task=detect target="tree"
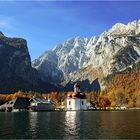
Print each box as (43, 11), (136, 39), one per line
(98, 96), (111, 109)
(127, 100), (134, 108)
(115, 88), (126, 106)
(135, 92), (140, 107)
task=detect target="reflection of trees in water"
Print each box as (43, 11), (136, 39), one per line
(1, 112), (140, 139)
(10, 113), (30, 139)
(98, 111), (140, 139)
(0, 113), (15, 138)
(0, 113), (31, 139)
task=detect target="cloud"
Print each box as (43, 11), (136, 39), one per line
(0, 20), (10, 28)
(0, 17), (16, 30)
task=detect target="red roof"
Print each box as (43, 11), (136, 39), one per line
(67, 92), (86, 99)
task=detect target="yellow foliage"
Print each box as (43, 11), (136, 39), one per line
(111, 101), (116, 107)
(128, 101), (134, 108)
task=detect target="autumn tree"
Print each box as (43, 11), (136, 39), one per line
(98, 96), (111, 109)
(115, 88), (126, 106)
(127, 100), (135, 108)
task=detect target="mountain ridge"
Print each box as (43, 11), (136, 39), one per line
(0, 32), (57, 93)
(32, 19), (140, 90)
(0, 19), (140, 93)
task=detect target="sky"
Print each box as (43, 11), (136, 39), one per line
(0, 1), (140, 60)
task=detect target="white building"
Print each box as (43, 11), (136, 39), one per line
(29, 97), (55, 111)
(66, 83), (87, 110)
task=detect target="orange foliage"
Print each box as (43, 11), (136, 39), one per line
(98, 96), (111, 109)
(0, 94), (7, 104)
(128, 101), (135, 108)
(106, 70), (140, 107)
(107, 70), (140, 94)
(0, 91), (32, 105)
(50, 92), (59, 103)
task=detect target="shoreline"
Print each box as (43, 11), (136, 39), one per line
(1, 108), (140, 113)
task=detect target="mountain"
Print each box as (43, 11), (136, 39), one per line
(0, 32), (56, 93)
(32, 20), (140, 91)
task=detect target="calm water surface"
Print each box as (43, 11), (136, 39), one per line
(0, 111), (140, 139)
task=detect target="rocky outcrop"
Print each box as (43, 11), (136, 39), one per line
(32, 20), (140, 91)
(0, 32), (56, 93)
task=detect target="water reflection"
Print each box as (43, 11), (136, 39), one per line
(1, 111), (140, 139)
(29, 112), (53, 139)
(64, 111), (80, 139)
(29, 112), (38, 138)
(98, 111), (140, 139)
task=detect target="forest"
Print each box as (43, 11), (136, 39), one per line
(0, 70), (140, 109)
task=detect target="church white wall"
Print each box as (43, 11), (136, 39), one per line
(67, 98), (87, 110)
(81, 99), (87, 110)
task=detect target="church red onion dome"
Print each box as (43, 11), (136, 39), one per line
(67, 92), (86, 99)
(72, 92), (77, 97)
(67, 92), (72, 98)
(67, 82), (86, 99)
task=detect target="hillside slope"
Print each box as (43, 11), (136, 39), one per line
(32, 20), (140, 91)
(0, 32), (57, 93)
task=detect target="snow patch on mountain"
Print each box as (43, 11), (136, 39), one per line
(32, 20), (140, 88)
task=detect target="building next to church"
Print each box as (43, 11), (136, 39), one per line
(29, 97), (55, 111)
(0, 97), (30, 112)
(66, 83), (87, 110)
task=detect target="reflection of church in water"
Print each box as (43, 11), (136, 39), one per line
(66, 83), (87, 110)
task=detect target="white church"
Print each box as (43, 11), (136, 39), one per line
(66, 83), (87, 110)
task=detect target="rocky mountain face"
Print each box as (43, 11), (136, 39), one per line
(0, 32), (56, 93)
(32, 20), (140, 91)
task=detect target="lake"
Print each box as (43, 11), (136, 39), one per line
(0, 111), (140, 139)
